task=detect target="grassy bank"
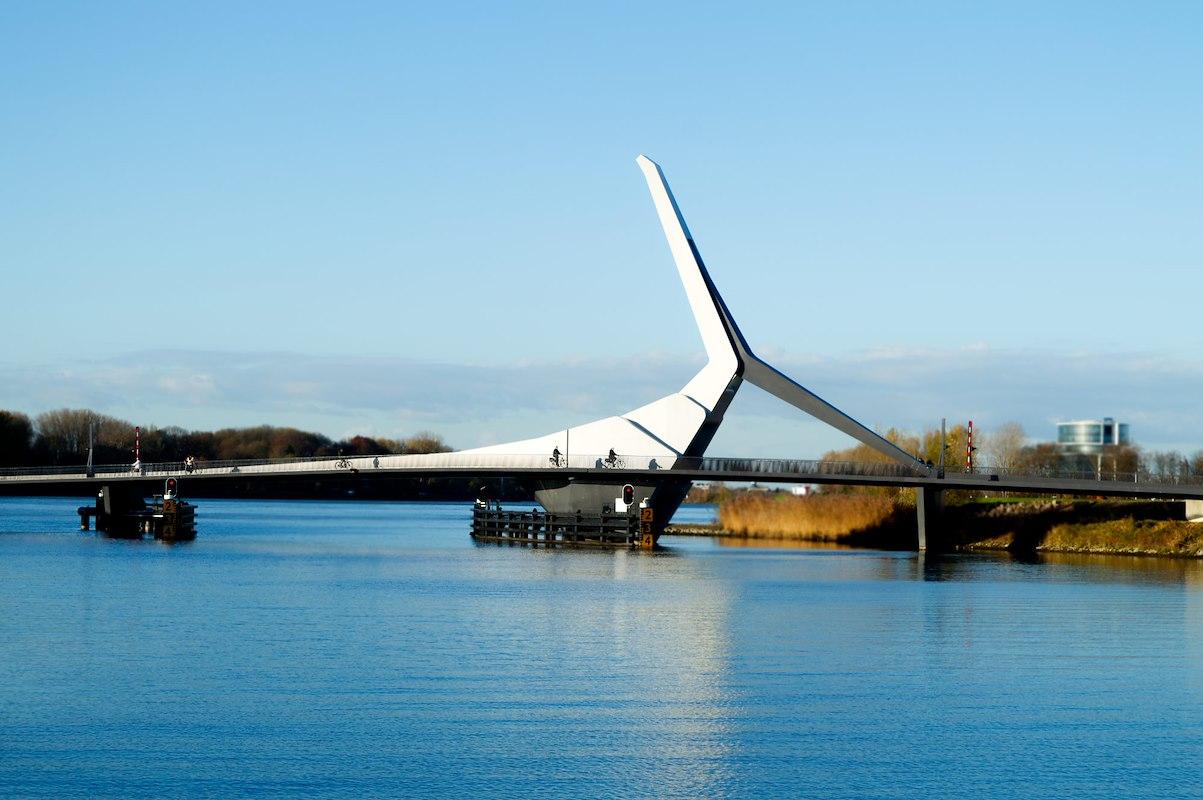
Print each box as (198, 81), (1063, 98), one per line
(702, 491), (1203, 557)
(956, 501), (1203, 557)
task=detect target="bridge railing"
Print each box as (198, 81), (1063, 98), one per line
(2, 451), (1201, 488)
(688, 457), (928, 479)
(940, 462), (1203, 487)
(0, 453), (930, 481)
(0, 455), (348, 480)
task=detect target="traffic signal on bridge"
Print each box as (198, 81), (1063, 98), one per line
(622, 484), (634, 507)
(165, 478), (177, 498)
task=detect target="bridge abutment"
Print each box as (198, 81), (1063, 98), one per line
(916, 486), (944, 552)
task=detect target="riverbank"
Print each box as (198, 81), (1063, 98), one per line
(676, 493), (1203, 558)
(952, 500), (1203, 557)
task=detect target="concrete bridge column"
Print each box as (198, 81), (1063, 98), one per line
(916, 486), (944, 552)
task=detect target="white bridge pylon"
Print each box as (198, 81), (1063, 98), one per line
(461, 156), (929, 473)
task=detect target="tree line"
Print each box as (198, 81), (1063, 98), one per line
(820, 421), (1203, 481)
(0, 408), (450, 468)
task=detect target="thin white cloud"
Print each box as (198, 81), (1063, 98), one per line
(1, 346), (1201, 455)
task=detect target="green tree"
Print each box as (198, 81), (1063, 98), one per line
(820, 427), (920, 466)
(1017, 443), (1063, 475)
(0, 411), (34, 467)
(919, 424), (971, 471)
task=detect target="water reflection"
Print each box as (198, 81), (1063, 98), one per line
(1031, 550), (1203, 582)
(707, 535), (860, 551)
(1, 498), (1202, 798)
(701, 533), (1203, 588)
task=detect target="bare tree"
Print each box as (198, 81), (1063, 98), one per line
(985, 422), (1026, 472)
(35, 409), (133, 465)
(1146, 450), (1185, 480)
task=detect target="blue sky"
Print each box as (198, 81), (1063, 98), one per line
(3, 2), (1202, 456)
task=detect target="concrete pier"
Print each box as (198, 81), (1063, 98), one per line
(470, 504), (654, 548)
(916, 486), (944, 551)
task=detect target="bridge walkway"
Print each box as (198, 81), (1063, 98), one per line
(3, 453), (1203, 501)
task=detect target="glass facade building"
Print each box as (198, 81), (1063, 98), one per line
(1056, 418), (1130, 456)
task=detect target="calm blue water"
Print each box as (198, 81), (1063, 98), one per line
(1, 497), (1201, 798)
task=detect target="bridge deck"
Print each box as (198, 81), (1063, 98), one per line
(3, 453), (1203, 501)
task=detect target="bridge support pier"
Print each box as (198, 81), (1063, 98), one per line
(916, 487), (944, 552)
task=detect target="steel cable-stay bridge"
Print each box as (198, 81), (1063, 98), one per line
(5, 156), (1197, 549)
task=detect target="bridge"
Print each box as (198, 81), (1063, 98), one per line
(4, 452), (1203, 550)
(3, 155), (1198, 549)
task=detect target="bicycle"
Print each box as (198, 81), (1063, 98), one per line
(335, 457), (352, 469)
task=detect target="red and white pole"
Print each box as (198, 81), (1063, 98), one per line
(135, 426), (141, 463)
(966, 420), (974, 472)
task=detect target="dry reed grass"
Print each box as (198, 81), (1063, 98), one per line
(718, 492), (897, 540)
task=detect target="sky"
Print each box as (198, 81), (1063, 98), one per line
(2, 2), (1202, 457)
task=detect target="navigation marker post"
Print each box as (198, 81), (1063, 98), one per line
(639, 507), (654, 550)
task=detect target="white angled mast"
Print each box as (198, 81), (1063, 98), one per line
(462, 155), (927, 474)
(635, 155), (926, 471)
(636, 156), (740, 386)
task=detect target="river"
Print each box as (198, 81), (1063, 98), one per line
(1, 497), (1201, 798)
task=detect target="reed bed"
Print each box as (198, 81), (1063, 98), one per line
(718, 492), (898, 540)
